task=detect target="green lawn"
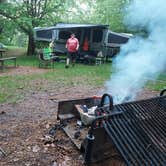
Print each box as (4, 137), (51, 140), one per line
(0, 48), (165, 103)
(146, 74), (166, 91)
(0, 54), (112, 103)
(5, 46), (27, 57)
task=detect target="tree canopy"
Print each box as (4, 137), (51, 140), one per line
(0, 0), (66, 55)
(0, 0), (130, 55)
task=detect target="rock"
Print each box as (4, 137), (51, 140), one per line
(0, 111), (6, 115)
(42, 135), (54, 145)
(61, 156), (71, 166)
(27, 146), (31, 150)
(46, 123), (50, 129)
(13, 158), (19, 162)
(25, 163), (30, 166)
(74, 131), (81, 139)
(32, 145), (40, 153)
(51, 143), (55, 147)
(78, 155), (84, 160)
(51, 161), (57, 166)
(45, 144), (50, 147)
(43, 147), (48, 152)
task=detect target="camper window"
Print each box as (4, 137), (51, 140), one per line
(59, 31), (71, 40)
(108, 33), (129, 44)
(36, 29), (52, 39)
(92, 29), (103, 42)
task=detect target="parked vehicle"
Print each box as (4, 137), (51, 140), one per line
(34, 23), (132, 60)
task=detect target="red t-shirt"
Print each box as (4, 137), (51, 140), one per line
(66, 38), (79, 52)
(83, 39), (89, 51)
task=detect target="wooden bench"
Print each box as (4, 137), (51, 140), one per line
(0, 49), (6, 58)
(0, 57), (17, 70)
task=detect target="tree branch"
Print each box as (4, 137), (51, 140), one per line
(0, 12), (18, 20)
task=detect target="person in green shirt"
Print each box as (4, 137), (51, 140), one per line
(49, 40), (55, 55)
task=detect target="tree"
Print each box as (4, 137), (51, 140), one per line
(61, 0), (130, 32)
(90, 0), (131, 32)
(0, 19), (18, 44)
(62, 0), (96, 23)
(0, 0), (66, 55)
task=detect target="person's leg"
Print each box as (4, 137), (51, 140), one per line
(71, 52), (75, 67)
(65, 52), (71, 68)
(72, 52), (77, 67)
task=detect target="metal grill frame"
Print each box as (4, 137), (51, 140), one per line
(87, 95), (166, 165)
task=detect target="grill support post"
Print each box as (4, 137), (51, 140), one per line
(84, 134), (95, 165)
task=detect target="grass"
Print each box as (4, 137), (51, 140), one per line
(5, 46), (26, 57)
(17, 55), (39, 66)
(146, 73), (166, 91)
(0, 54), (112, 103)
(0, 47), (165, 103)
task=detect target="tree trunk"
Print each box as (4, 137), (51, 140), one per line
(27, 32), (35, 56)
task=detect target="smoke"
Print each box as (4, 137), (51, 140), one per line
(104, 0), (166, 104)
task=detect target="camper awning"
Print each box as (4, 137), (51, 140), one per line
(34, 23), (109, 31)
(55, 23), (108, 29)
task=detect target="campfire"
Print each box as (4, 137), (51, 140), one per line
(56, 89), (166, 165)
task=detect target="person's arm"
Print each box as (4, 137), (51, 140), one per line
(76, 39), (79, 50)
(66, 39), (69, 49)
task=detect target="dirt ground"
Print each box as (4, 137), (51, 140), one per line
(0, 67), (159, 166)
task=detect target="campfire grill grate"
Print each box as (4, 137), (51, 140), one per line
(102, 96), (166, 165)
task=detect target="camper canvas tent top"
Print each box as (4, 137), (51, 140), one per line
(34, 23), (108, 41)
(34, 23), (132, 58)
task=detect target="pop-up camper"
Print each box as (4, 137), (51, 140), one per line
(34, 23), (132, 59)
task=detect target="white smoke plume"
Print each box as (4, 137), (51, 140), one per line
(105, 0), (166, 104)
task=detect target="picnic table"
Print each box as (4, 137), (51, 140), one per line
(0, 57), (17, 70)
(0, 49), (6, 58)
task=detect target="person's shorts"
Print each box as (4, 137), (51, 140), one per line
(67, 51), (77, 61)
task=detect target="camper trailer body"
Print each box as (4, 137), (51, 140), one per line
(34, 23), (132, 58)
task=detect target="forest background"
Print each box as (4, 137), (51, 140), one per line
(0, 0), (132, 55)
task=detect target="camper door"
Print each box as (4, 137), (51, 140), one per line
(54, 28), (83, 54)
(54, 29), (71, 53)
(90, 28), (106, 55)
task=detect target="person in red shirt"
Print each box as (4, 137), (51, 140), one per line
(82, 37), (89, 52)
(65, 33), (79, 68)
